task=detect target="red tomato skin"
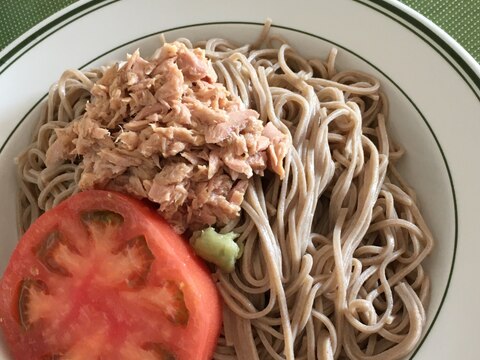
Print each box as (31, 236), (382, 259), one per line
(0, 190), (222, 360)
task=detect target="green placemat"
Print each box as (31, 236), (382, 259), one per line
(0, 0), (479, 62)
(0, 0), (76, 49)
(402, 0), (479, 61)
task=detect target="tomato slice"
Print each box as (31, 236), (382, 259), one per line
(0, 190), (222, 360)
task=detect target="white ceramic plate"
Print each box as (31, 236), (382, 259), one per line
(0, 0), (478, 359)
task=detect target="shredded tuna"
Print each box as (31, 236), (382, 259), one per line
(262, 122), (289, 179)
(116, 131), (139, 151)
(45, 42), (290, 233)
(45, 127), (76, 167)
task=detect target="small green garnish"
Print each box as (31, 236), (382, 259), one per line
(190, 227), (240, 273)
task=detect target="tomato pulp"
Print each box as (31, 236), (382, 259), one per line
(0, 190), (222, 360)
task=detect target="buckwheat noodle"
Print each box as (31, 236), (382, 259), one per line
(16, 21), (433, 360)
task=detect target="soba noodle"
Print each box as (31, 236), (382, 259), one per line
(16, 22), (433, 360)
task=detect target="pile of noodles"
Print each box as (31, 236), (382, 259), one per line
(16, 22), (433, 360)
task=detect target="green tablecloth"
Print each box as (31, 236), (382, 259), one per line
(0, 0), (479, 62)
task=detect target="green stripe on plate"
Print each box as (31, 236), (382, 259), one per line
(362, 0), (480, 98)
